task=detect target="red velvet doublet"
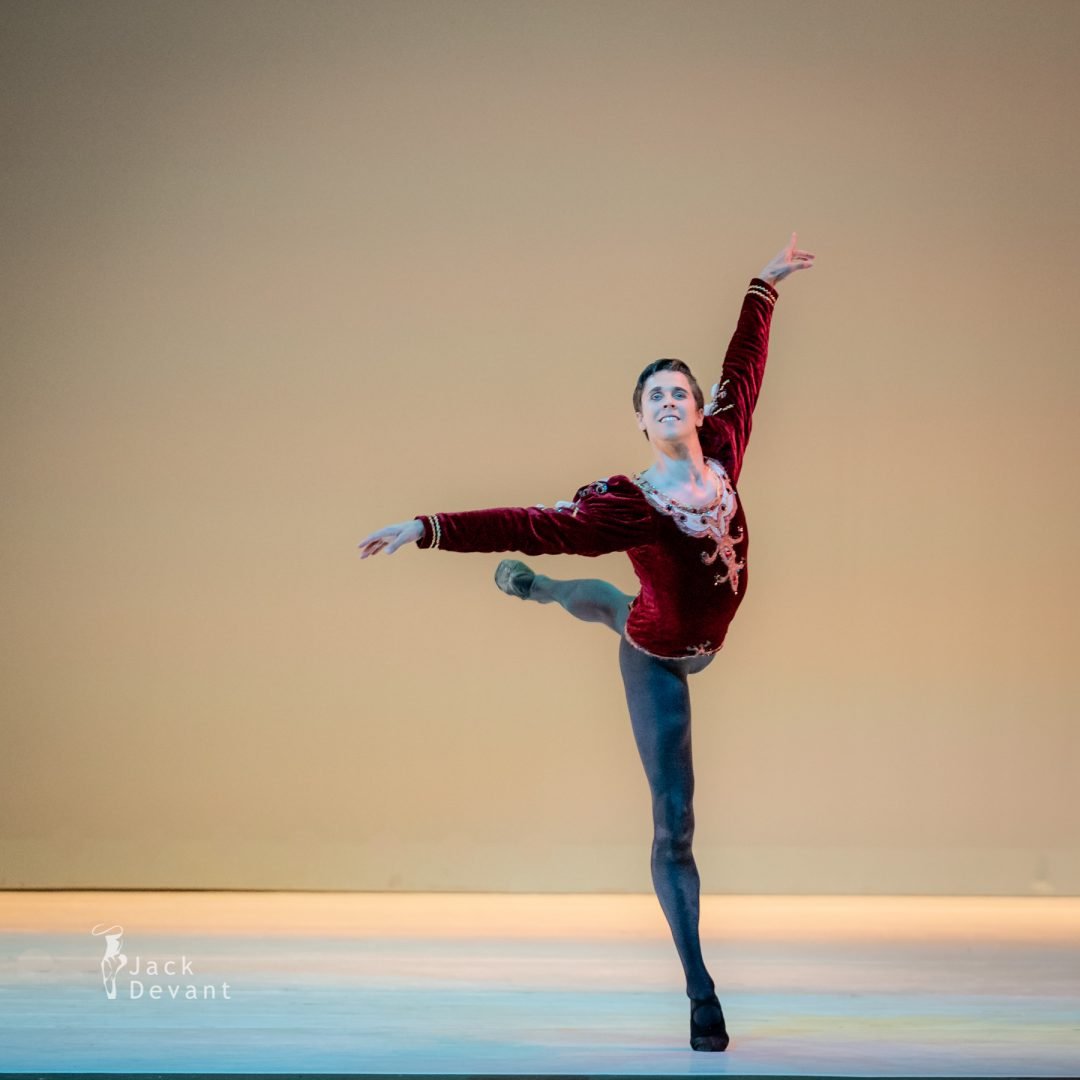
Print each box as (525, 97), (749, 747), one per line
(416, 277), (779, 660)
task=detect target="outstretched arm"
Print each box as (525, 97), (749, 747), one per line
(357, 499), (579, 559)
(358, 480), (657, 560)
(700, 233), (816, 480)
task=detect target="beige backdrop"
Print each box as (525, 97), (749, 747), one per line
(2, 0), (1077, 894)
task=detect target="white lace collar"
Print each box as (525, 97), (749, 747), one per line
(631, 459), (746, 594)
(631, 458), (733, 522)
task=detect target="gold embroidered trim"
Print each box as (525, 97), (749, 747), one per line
(428, 514), (442, 549)
(685, 640), (716, 657)
(747, 283), (777, 306)
(704, 378), (733, 417)
(630, 459), (745, 596)
(622, 627), (723, 661)
(561, 478), (611, 519)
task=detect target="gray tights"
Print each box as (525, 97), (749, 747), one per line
(529, 572), (717, 1000)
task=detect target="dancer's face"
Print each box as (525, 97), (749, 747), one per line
(636, 371), (704, 444)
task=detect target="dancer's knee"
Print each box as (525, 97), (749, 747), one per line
(560, 578), (630, 631)
(652, 799), (695, 860)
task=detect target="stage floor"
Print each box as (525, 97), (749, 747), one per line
(1, 892), (1078, 1077)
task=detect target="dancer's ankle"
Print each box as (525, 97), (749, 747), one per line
(529, 573), (554, 603)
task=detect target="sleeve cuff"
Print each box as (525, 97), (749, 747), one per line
(414, 514), (440, 549)
(748, 277), (778, 305)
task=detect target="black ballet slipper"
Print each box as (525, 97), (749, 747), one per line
(494, 559), (536, 600)
(689, 993), (730, 1052)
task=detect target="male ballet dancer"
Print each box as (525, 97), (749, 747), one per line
(359, 233), (816, 1050)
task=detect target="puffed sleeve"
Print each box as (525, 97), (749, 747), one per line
(698, 277), (778, 483)
(414, 475), (658, 556)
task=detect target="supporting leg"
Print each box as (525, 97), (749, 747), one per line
(618, 635), (716, 1001)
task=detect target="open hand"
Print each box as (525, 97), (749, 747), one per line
(759, 232), (816, 286)
(357, 518), (423, 558)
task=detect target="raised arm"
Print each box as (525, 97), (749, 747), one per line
(698, 277), (778, 481)
(700, 233), (815, 482)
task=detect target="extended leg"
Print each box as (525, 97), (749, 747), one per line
(495, 559), (633, 635)
(530, 573), (633, 635)
(618, 635), (715, 1000)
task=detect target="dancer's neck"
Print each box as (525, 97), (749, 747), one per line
(643, 436), (710, 490)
